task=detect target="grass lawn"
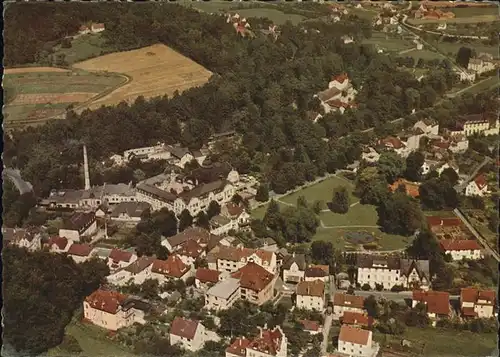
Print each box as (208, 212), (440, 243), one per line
(432, 40), (499, 58)
(178, 0), (246, 13)
(408, 15), (498, 25)
(407, 49), (445, 60)
(237, 8), (305, 25)
(362, 32), (415, 52)
(450, 7), (499, 18)
(319, 203), (378, 227)
(349, 7), (379, 21)
(53, 34), (115, 65)
(464, 76), (500, 95)
(422, 210), (457, 217)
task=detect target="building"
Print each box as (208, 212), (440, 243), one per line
(304, 264), (329, 282)
(2, 227), (42, 251)
(231, 262), (276, 306)
(357, 255), (401, 290)
(337, 325), (380, 357)
(246, 325), (287, 357)
(388, 179), (420, 198)
(151, 254), (192, 283)
(119, 143), (207, 168)
(90, 23), (105, 33)
(333, 293), (365, 320)
(299, 319), (322, 334)
(465, 174), (489, 197)
(226, 337), (251, 357)
(361, 147), (380, 163)
(400, 259), (430, 291)
(211, 203), (251, 235)
(195, 268), (221, 289)
(176, 239), (206, 266)
(67, 243), (94, 263)
(169, 317), (220, 352)
(107, 256), (155, 286)
(83, 289), (149, 331)
(214, 246), (277, 274)
(108, 248), (138, 271)
(58, 212), (97, 242)
(460, 288), (496, 319)
(412, 290), (451, 326)
(109, 202), (151, 223)
(161, 227), (221, 253)
(450, 115), (499, 137)
(340, 311), (374, 328)
(296, 280), (326, 311)
(315, 73), (357, 116)
(377, 136), (409, 157)
(205, 277), (241, 311)
(46, 236), (71, 253)
(467, 58), (495, 74)
(440, 239), (482, 261)
(282, 253), (307, 284)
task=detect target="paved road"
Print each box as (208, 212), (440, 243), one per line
(320, 275), (336, 356)
(2, 168), (33, 194)
(454, 157), (492, 192)
(350, 289), (459, 302)
(446, 76), (497, 98)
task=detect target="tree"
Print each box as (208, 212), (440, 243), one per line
(195, 211), (210, 229)
(404, 151), (425, 182)
(207, 201), (221, 219)
(378, 152), (406, 183)
(456, 46), (473, 68)
(255, 184), (270, 202)
(419, 178), (459, 210)
(140, 279), (160, 300)
(312, 200), (323, 214)
(406, 229), (444, 277)
(364, 295), (380, 318)
(178, 209), (193, 232)
(297, 195), (308, 208)
(355, 167), (389, 205)
(440, 167), (459, 186)
(330, 186), (349, 214)
(377, 192), (424, 236)
(263, 200), (281, 231)
(311, 241), (334, 265)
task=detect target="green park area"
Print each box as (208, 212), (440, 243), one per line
(362, 32), (415, 53)
(252, 176), (412, 251)
(52, 33), (115, 65)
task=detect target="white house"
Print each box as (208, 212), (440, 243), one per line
(108, 248), (138, 272)
(46, 236), (71, 253)
(214, 246), (277, 274)
(106, 256), (155, 286)
(109, 202), (151, 223)
(83, 289), (148, 331)
(170, 317), (220, 352)
(58, 212), (97, 242)
(176, 239), (206, 266)
(361, 147), (380, 163)
(413, 120), (439, 136)
(468, 58), (496, 74)
(67, 243), (94, 264)
(204, 277), (241, 311)
(465, 174), (489, 197)
(246, 325), (287, 357)
(333, 293), (365, 320)
(151, 254), (193, 283)
(400, 259), (431, 291)
(304, 264), (329, 283)
(412, 290), (451, 326)
(2, 227), (42, 251)
(460, 288), (496, 319)
(337, 325), (380, 357)
(357, 255), (402, 290)
(282, 253), (306, 284)
(439, 239), (482, 261)
(295, 280), (326, 311)
(90, 23), (105, 33)
(195, 268), (221, 289)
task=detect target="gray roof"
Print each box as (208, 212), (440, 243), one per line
(124, 256), (155, 274)
(400, 259), (429, 280)
(103, 183), (135, 195)
(317, 87), (341, 102)
(110, 202), (151, 218)
(43, 189), (84, 204)
(357, 255), (401, 270)
(166, 145), (191, 159)
(282, 254), (306, 270)
(206, 278), (240, 299)
(210, 215), (231, 227)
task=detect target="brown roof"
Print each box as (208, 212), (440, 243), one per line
(85, 289), (127, 314)
(296, 280), (325, 297)
(165, 227), (213, 250)
(333, 293), (365, 309)
(67, 243), (93, 257)
(461, 288), (495, 306)
(440, 239), (481, 251)
(170, 316), (199, 339)
(48, 236), (69, 250)
(110, 201), (151, 218)
(305, 264), (329, 278)
(124, 256), (155, 274)
(91, 23), (105, 30)
(217, 245), (254, 262)
(378, 136), (404, 149)
(389, 179), (420, 198)
(2, 227), (39, 243)
(248, 327), (284, 356)
(152, 255), (189, 278)
(299, 319), (321, 331)
(473, 174), (488, 190)
(226, 337), (252, 357)
(225, 202), (244, 217)
(412, 290), (450, 315)
(341, 312), (373, 327)
(339, 325), (370, 345)
(177, 239), (204, 258)
(231, 262), (275, 292)
(317, 87), (342, 102)
(195, 268), (221, 284)
(109, 248), (134, 263)
(356, 255), (400, 270)
(63, 212), (95, 231)
(426, 216), (462, 227)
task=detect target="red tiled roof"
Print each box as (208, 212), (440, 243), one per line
(389, 179), (420, 198)
(426, 216), (462, 227)
(231, 262), (274, 292)
(85, 289), (127, 314)
(299, 319), (321, 331)
(461, 288), (495, 305)
(412, 290), (450, 315)
(67, 243), (93, 257)
(195, 268), (220, 284)
(91, 23), (105, 30)
(170, 316), (199, 339)
(248, 327), (283, 356)
(378, 136), (404, 149)
(79, 25), (89, 31)
(109, 248), (133, 263)
(225, 202), (244, 217)
(341, 312), (373, 327)
(440, 239), (481, 251)
(253, 249), (273, 265)
(152, 255), (190, 278)
(226, 337), (251, 357)
(474, 174), (488, 190)
(461, 306), (477, 317)
(48, 236), (69, 250)
(339, 325), (370, 345)
(333, 293), (365, 309)
(177, 239), (204, 258)
(296, 280), (325, 297)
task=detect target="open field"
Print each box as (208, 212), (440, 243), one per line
(362, 32), (415, 52)
(432, 40), (499, 58)
(406, 49), (444, 60)
(450, 7), (499, 18)
(236, 8), (305, 25)
(53, 33), (114, 65)
(3, 70), (125, 127)
(4, 67), (70, 74)
(179, 0), (245, 13)
(408, 15), (498, 24)
(73, 44), (213, 111)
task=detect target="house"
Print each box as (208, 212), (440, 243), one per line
(226, 337), (251, 357)
(257, 237), (278, 252)
(413, 119), (439, 136)
(333, 293), (366, 320)
(211, 203), (251, 235)
(460, 288), (496, 319)
(400, 259), (430, 291)
(465, 174), (489, 197)
(210, 215), (238, 236)
(108, 248), (138, 271)
(161, 227), (220, 253)
(440, 239), (482, 261)
(456, 70), (476, 83)
(2, 227), (42, 251)
(215, 246), (277, 274)
(315, 73), (357, 115)
(388, 179), (420, 198)
(58, 212), (97, 242)
(282, 253), (307, 284)
(151, 254), (192, 283)
(90, 23), (105, 33)
(299, 319), (322, 334)
(329, 73), (351, 91)
(296, 280), (326, 311)
(195, 268), (221, 289)
(205, 277), (241, 311)
(340, 311), (374, 328)
(246, 325), (287, 357)
(337, 325), (380, 357)
(78, 25), (91, 35)
(169, 317), (220, 352)
(412, 290), (452, 326)
(361, 147), (380, 163)
(467, 58), (495, 74)
(304, 264), (329, 282)
(109, 202), (151, 223)
(176, 239), (206, 266)
(341, 35), (354, 44)
(67, 243), (94, 263)
(377, 136), (409, 157)
(83, 289), (149, 331)
(107, 256), (155, 286)
(357, 255), (401, 290)
(46, 236), (71, 253)
(231, 262), (277, 306)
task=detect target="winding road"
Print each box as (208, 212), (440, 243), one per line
(2, 168), (33, 194)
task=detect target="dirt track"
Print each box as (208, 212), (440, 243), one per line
(4, 67), (70, 74)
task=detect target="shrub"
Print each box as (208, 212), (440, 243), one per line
(363, 242), (378, 250)
(375, 283), (384, 291)
(361, 283), (371, 291)
(390, 284), (405, 292)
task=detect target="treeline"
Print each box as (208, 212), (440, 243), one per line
(3, 3), (472, 199)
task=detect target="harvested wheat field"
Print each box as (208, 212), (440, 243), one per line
(12, 92), (98, 105)
(73, 44), (213, 110)
(4, 67), (70, 74)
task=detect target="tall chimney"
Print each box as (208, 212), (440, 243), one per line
(83, 144), (91, 190)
